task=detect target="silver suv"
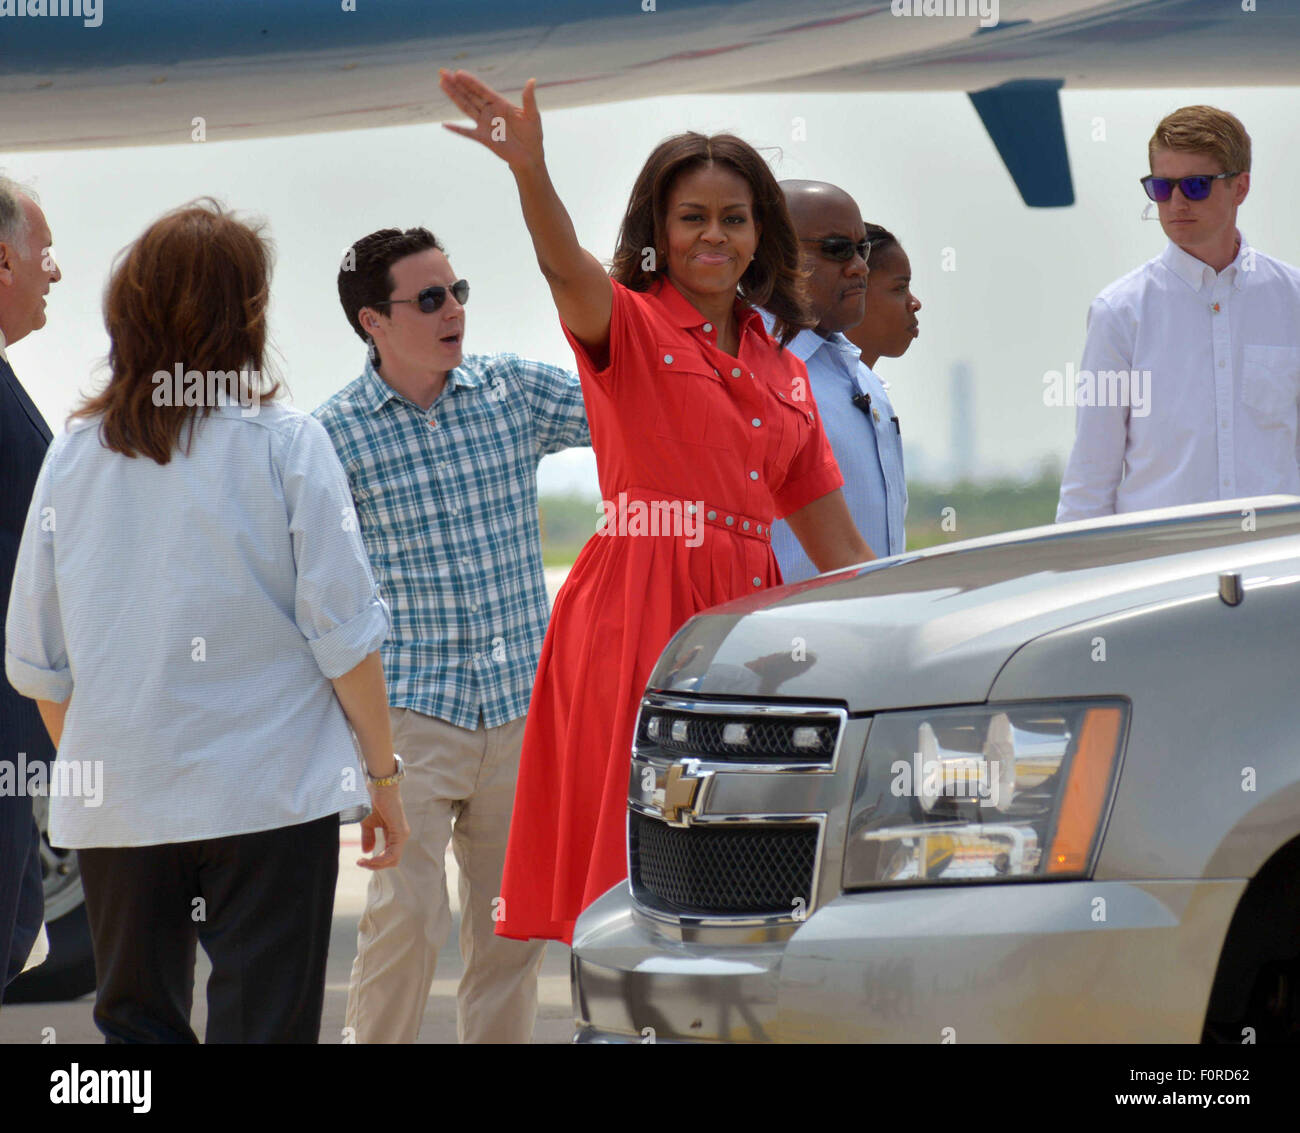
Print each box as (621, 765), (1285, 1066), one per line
(571, 498), (1300, 1043)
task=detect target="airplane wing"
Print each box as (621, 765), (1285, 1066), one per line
(1, 0), (1296, 207)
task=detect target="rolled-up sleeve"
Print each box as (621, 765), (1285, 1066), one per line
(282, 416), (390, 679)
(514, 354), (591, 456)
(5, 449), (73, 703)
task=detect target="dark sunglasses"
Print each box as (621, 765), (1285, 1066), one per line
(374, 279), (470, 313)
(1140, 172), (1239, 203)
(801, 237), (872, 263)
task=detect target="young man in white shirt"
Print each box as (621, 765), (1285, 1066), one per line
(1057, 105), (1300, 522)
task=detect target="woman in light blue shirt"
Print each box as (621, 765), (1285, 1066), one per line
(843, 221), (920, 546)
(845, 225), (922, 380)
(4, 200), (409, 1043)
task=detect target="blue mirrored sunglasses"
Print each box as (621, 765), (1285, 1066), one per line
(1140, 172), (1239, 203)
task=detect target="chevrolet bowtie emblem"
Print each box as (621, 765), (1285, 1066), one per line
(659, 760), (706, 825)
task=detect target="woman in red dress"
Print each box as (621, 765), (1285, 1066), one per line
(439, 70), (875, 944)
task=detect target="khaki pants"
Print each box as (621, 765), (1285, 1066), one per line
(345, 709), (545, 1043)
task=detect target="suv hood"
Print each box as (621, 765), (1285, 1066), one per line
(648, 498), (1300, 711)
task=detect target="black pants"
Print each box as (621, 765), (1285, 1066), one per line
(0, 792), (43, 1001)
(77, 813), (338, 1043)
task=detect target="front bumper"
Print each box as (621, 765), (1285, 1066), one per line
(571, 877), (1245, 1042)
(571, 883), (788, 1043)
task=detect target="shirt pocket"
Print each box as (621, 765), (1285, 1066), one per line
(652, 345), (730, 449)
(1241, 344), (1300, 418)
(767, 383), (816, 486)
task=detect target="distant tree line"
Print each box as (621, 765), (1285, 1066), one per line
(537, 459), (1065, 565)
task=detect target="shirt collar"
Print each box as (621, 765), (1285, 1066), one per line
(801, 327), (862, 369)
(357, 354), (481, 414)
(0, 327), (8, 365)
(1160, 229), (1250, 293)
(650, 275), (764, 339)
(758, 308), (861, 369)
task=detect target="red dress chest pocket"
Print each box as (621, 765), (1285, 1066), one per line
(652, 340), (732, 450)
(764, 374), (817, 488)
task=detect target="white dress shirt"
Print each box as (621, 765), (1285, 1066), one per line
(0, 327), (9, 364)
(5, 403), (390, 849)
(1057, 233), (1300, 521)
(762, 313), (907, 581)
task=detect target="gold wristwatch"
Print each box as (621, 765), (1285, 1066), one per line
(365, 753), (406, 788)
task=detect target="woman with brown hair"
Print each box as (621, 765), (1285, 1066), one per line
(439, 71), (874, 944)
(4, 200), (409, 1042)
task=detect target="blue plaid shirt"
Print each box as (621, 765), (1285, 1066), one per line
(313, 353), (590, 729)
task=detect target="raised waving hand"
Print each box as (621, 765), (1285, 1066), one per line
(439, 69), (544, 171)
(438, 68), (613, 357)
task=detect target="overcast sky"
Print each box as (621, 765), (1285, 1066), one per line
(6, 84), (1300, 493)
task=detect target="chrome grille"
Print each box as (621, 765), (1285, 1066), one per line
(629, 811), (817, 917)
(636, 703), (840, 765)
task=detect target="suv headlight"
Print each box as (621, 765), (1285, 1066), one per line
(843, 700), (1127, 888)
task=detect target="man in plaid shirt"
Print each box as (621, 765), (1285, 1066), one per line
(315, 227), (590, 1043)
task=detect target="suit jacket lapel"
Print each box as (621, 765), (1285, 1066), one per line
(0, 354), (53, 444)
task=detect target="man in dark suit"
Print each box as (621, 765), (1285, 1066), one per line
(0, 177), (62, 1003)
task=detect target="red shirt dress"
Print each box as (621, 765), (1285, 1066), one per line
(495, 275), (844, 944)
